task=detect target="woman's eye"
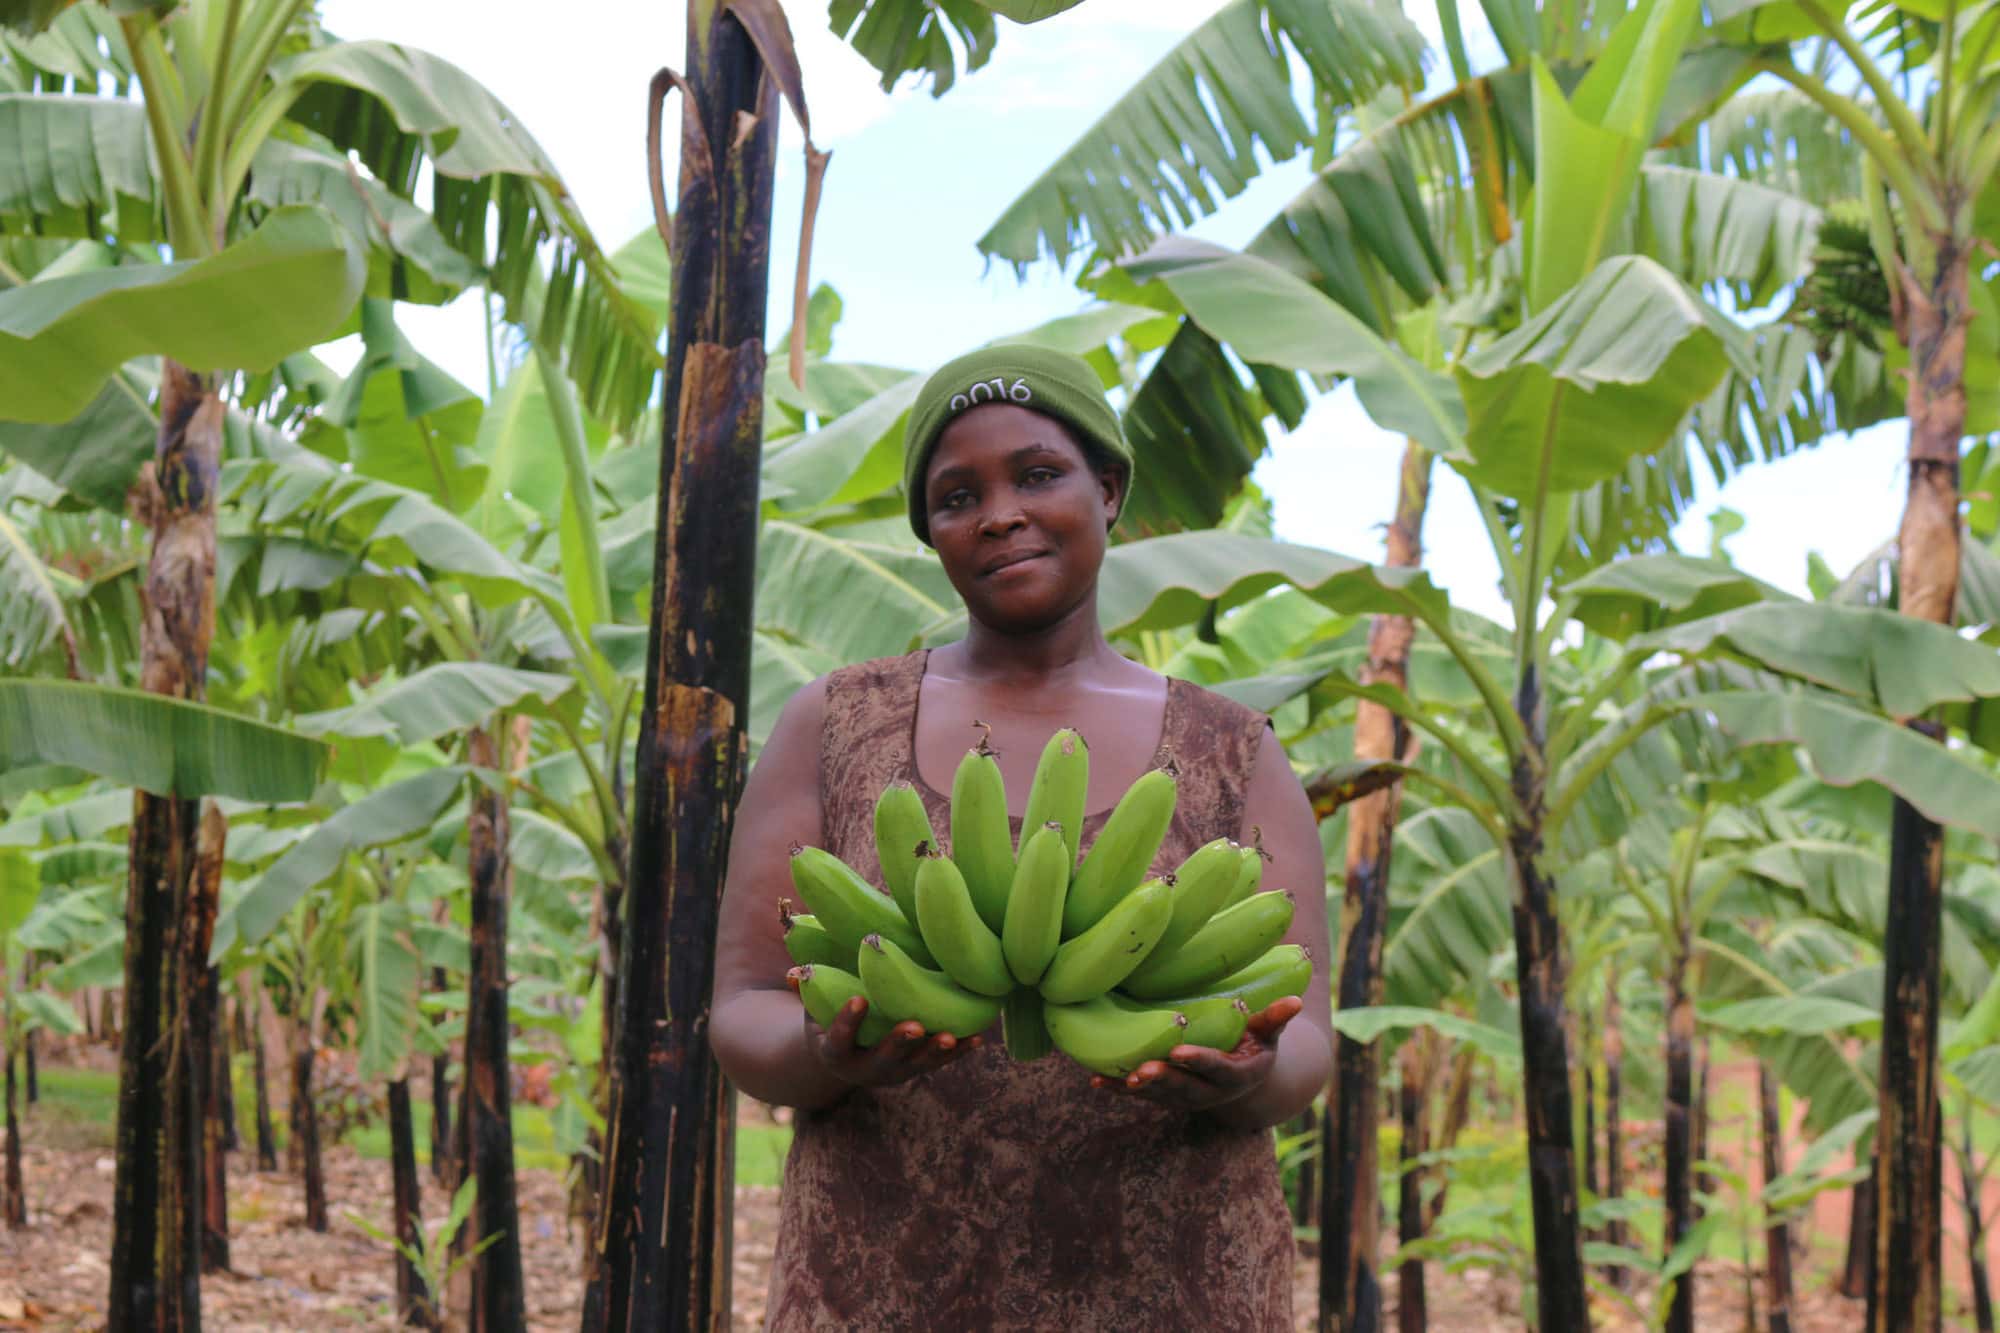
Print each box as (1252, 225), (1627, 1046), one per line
(1023, 467), (1059, 485)
(940, 490), (974, 510)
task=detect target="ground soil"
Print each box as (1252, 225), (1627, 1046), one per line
(0, 1059), (1978, 1330)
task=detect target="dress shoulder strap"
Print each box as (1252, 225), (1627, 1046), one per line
(1160, 679), (1274, 847)
(817, 650), (926, 869)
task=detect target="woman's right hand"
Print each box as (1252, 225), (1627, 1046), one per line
(805, 996), (981, 1089)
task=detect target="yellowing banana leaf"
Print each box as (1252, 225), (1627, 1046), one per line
(1453, 255), (1743, 499)
(0, 205), (364, 423)
(0, 679), (326, 800)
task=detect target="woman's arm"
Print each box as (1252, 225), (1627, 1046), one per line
(1098, 725), (1334, 1131)
(708, 678), (855, 1110)
(709, 679), (979, 1109)
(1204, 724), (1334, 1129)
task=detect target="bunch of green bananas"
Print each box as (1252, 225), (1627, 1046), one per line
(782, 727), (1312, 1077)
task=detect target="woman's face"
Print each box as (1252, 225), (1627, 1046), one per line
(922, 404), (1123, 634)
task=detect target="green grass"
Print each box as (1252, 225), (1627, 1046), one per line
(28, 1066), (119, 1146)
(25, 1059), (796, 1187)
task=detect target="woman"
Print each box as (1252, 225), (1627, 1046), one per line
(710, 343), (1333, 1330)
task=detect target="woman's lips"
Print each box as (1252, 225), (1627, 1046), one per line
(980, 549), (1050, 576)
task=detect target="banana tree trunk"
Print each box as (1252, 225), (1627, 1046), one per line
(1290, 1104), (1319, 1249)
(3, 1043), (22, 1229)
(109, 360), (223, 1332)
(291, 1021), (326, 1232)
(387, 1078), (433, 1328)
(188, 823), (228, 1276)
(1844, 1174), (1878, 1299)
(250, 988), (277, 1173)
(1424, 1046), (1476, 1232)
(1322, 440), (1431, 1333)
(24, 1000), (36, 1105)
(428, 951), (453, 1186)
(1873, 238), (1970, 1333)
(578, 858), (625, 1329)
(457, 725), (525, 1332)
(1959, 1116), (1995, 1333)
(1664, 936), (1695, 1333)
(1603, 970), (1625, 1289)
(1505, 666), (1589, 1333)
(596, 7), (778, 1324)
(214, 989), (238, 1154)
(1396, 1040), (1428, 1333)
(1759, 1063), (1793, 1333)
(1694, 1035), (1712, 1222)
(1582, 1014), (1599, 1209)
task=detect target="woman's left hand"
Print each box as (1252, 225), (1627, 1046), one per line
(1091, 995), (1303, 1112)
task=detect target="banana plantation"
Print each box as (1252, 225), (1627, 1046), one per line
(0, 0), (1997, 1328)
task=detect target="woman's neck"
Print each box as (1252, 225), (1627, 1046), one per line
(952, 590), (1116, 685)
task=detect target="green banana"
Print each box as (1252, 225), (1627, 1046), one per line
(1019, 728), (1088, 862)
(1104, 991), (1248, 1052)
(1039, 877), (1173, 1005)
(1218, 838), (1266, 911)
(780, 903), (849, 969)
(788, 845), (934, 967)
(949, 732), (1014, 932)
(1001, 821), (1069, 985)
(1151, 837), (1243, 960)
(913, 847), (1014, 997)
(873, 780), (935, 924)
(1002, 986), (1053, 1062)
(1045, 993), (1188, 1077)
(1169, 995), (1251, 1052)
(789, 964), (895, 1046)
(1119, 889), (1295, 1000)
(1061, 767), (1177, 938)
(1168, 943), (1314, 1013)
(857, 934), (1002, 1038)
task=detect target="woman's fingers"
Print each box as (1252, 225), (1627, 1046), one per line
(807, 1005), (983, 1089)
(1243, 995), (1302, 1044)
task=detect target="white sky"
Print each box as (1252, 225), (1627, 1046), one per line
(319, 0), (1915, 627)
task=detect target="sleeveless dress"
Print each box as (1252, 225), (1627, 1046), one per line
(763, 649), (1296, 1332)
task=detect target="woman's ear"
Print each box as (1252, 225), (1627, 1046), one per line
(1099, 465), (1125, 525)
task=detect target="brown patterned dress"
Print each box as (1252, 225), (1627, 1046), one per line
(764, 649), (1295, 1332)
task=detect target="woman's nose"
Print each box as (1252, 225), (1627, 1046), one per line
(978, 502), (1027, 536)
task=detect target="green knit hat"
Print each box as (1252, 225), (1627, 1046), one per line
(903, 343), (1132, 545)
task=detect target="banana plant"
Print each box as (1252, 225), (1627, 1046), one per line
(0, 845), (80, 1229)
(1680, 7), (2000, 1310)
(0, 6), (654, 1318)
